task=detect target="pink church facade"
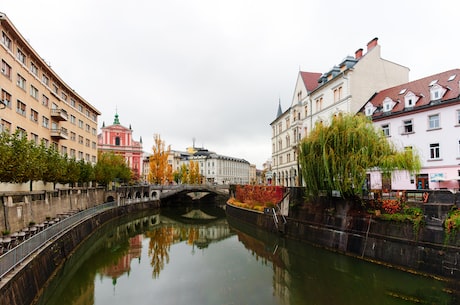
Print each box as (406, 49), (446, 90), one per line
(97, 113), (143, 180)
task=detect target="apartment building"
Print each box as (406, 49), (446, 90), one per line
(361, 69), (460, 191)
(0, 13), (100, 163)
(271, 38), (409, 186)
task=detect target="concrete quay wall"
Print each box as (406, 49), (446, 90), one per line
(225, 199), (460, 281)
(0, 188), (106, 234)
(0, 201), (160, 305)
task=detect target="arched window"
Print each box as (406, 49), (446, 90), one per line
(115, 136), (120, 145)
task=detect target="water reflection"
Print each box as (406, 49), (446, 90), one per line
(34, 207), (458, 305)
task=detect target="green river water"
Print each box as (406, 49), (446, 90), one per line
(34, 205), (458, 305)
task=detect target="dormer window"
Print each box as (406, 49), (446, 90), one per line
(382, 97), (395, 112)
(404, 91), (418, 108)
(364, 102), (376, 116)
(429, 84), (446, 101)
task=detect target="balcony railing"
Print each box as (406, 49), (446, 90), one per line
(50, 127), (68, 140)
(50, 108), (68, 121)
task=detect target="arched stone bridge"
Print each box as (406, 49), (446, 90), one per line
(106, 184), (230, 205)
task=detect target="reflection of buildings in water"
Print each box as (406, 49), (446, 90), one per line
(100, 235), (143, 281)
(232, 229), (291, 305)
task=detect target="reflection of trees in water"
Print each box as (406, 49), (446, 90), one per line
(146, 226), (173, 278)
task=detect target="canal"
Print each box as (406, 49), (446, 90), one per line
(34, 204), (458, 305)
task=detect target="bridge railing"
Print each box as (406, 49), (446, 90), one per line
(0, 201), (116, 280)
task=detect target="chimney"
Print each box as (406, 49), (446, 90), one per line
(355, 48), (363, 60)
(367, 37), (378, 52)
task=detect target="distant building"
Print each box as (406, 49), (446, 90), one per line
(360, 69), (460, 191)
(271, 38), (409, 186)
(0, 12), (100, 163)
(142, 146), (250, 185)
(98, 113), (143, 180)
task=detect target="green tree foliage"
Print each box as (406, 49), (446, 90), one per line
(298, 113), (421, 199)
(95, 152), (132, 186)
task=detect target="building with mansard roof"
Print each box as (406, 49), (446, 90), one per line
(98, 113), (143, 180)
(270, 38), (409, 187)
(360, 68), (460, 191)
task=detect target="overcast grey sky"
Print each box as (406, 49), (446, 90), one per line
(2, 0), (458, 168)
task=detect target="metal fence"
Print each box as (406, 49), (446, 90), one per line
(0, 201), (117, 280)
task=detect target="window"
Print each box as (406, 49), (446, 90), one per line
(429, 143), (440, 159)
(16, 127), (26, 138)
(30, 109), (38, 123)
(78, 151), (83, 160)
(70, 131), (76, 141)
(315, 97), (323, 112)
(78, 104), (83, 112)
(30, 85), (39, 99)
(1, 89), (12, 108)
(78, 135), (84, 144)
(92, 127), (97, 135)
(333, 86), (342, 102)
(115, 137), (120, 145)
(428, 114), (440, 129)
(430, 84), (445, 101)
(61, 146), (67, 155)
(42, 95), (49, 107)
(285, 117), (290, 129)
(42, 74), (49, 86)
(16, 100), (26, 116)
(381, 124), (390, 137)
(42, 116), (49, 128)
(30, 62), (38, 76)
(70, 99), (76, 107)
(70, 149), (76, 158)
(92, 141), (96, 149)
(52, 83), (59, 95)
(17, 74), (26, 89)
(403, 119), (413, 133)
(1, 60), (11, 78)
(61, 92), (67, 101)
(78, 119), (83, 128)
(85, 123), (90, 132)
(85, 139), (90, 147)
(1, 119), (11, 133)
(70, 115), (76, 124)
(31, 133), (39, 144)
(1, 31), (12, 50)
(17, 49), (26, 64)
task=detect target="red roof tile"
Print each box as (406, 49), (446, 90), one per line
(366, 69), (460, 117)
(300, 71), (322, 92)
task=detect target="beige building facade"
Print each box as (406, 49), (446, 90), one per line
(0, 13), (100, 163)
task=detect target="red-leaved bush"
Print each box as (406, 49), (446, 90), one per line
(234, 185), (284, 207)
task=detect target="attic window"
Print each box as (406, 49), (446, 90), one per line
(403, 91), (418, 109)
(364, 103), (375, 116)
(429, 79), (438, 86)
(398, 88), (407, 95)
(448, 74), (456, 81)
(429, 84), (446, 101)
(383, 101), (392, 112)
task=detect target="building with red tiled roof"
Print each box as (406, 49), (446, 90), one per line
(270, 38), (409, 187)
(360, 69), (460, 191)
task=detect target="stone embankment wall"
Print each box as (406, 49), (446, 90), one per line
(0, 188), (105, 234)
(0, 201), (159, 305)
(226, 188), (460, 280)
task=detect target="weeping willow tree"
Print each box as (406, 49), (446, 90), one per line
(298, 113), (421, 199)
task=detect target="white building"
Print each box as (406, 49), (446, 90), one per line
(271, 38), (409, 186)
(361, 68), (460, 191)
(186, 147), (250, 185)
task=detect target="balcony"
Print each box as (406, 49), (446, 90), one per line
(50, 127), (68, 140)
(51, 108), (68, 121)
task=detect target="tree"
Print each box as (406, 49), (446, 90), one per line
(298, 113), (421, 199)
(148, 134), (172, 185)
(95, 152), (132, 187)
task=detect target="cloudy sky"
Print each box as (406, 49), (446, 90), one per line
(2, 0), (458, 168)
